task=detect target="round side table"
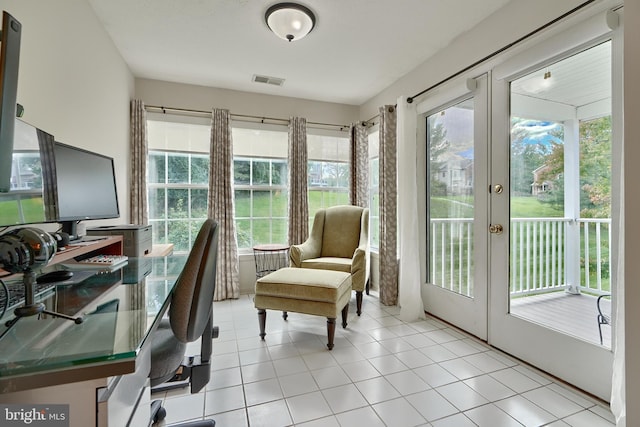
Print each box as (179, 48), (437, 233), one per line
(252, 244), (290, 279)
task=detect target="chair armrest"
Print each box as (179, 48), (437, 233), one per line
(352, 245), (367, 270)
(350, 244), (369, 292)
(289, 239), (321, 267)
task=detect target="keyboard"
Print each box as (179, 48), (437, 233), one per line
(61, 255), (129, 270)
(1, 280), (56, 312)
(78, 255), (129, 266)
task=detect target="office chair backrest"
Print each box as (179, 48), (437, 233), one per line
(169, 219), (219, 343)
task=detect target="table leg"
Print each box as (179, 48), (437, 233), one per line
(326, 318), (336, 350)
(341, 303), (348, 328)
(258, 309), (266, 340)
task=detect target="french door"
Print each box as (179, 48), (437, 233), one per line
(488, 34), (618, 400)
(418, 11), (620, 401)
(420, 75), (489, 340)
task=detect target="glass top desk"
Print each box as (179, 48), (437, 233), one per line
(0, 248), (186, 394)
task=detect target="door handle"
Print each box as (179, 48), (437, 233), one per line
(489, 224), (503, 234)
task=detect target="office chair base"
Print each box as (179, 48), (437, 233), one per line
(150, 399), (166, 423)
(173, 421), (215, 426)
(151, 399), (215, 426)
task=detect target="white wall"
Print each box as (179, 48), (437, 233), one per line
(0, 0), (134, 227)
(360, 0), (588, 119)
(624, 1), (639, 424)
(135, 78), (359, 126)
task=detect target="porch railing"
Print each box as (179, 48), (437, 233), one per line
(429, 217), (611, 297)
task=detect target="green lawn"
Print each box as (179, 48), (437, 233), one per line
(430, 195), (564, 218)
(234, 189), (349, 248)
(429, 195), (609, 292)
(0, 197), (47, 225)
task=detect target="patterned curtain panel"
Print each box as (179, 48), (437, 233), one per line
(129, 99), (148, 225)
(288, 116), (309, 245)
(379, 105), (398, 306)
(349, 122), (369, 208)
(38, 130), (58, 221)
(209, 108), (240, 301)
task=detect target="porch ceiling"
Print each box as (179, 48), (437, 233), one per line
(511, 41), (611, 122)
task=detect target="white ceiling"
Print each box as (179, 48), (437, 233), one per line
(87, 0), (512, 106)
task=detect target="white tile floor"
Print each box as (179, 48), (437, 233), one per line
(152, 293), (615, 427)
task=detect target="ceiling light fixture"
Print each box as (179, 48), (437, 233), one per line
(265, 2), (316, 42)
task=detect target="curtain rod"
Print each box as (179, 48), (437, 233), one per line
(406, 0), (598, 103)
(145, 104), (351, 131)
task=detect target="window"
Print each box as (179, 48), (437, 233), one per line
(147, 118), (211, 253)
(146, 117), (354, 252)
(1, 152), (45, 225)
(307, 132), (350, 226)
(148, 151), (209, 252)
(233, 126), (289, 249)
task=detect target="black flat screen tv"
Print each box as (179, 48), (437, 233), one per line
(52, 142), (120, 239)
(0, 11), (22, 193)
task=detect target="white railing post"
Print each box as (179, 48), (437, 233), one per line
(428, 217), (609, 298)
(564, 118), (581, 294)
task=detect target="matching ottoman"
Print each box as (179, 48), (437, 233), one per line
(254, 267), (352, 350)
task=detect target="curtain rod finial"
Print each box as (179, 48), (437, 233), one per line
(406, 97), (413, 104)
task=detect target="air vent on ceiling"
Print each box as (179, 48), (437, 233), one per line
(252, 74), (285, 86)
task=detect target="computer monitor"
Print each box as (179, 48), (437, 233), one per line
(0, 118), (57, 227)
(0, 11), (22, 193)
(52, 142), (120, 240)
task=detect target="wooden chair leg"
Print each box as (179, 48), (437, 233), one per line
(282, 311), (288, 320)
(356, 291), (363, 316)
(326, 318), (336, 350)
(258, 309), (266, 340)
(365, 278), (370, 295)
(341, 303), (348, 328)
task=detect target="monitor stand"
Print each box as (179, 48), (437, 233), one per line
(61, 221), (80, 241)
(1, 268), (84, 341)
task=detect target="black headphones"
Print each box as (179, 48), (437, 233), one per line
(51, 232), (70, 251)
(0, 233), (32, 273)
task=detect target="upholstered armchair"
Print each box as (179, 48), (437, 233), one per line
(289, 205), (369, 315)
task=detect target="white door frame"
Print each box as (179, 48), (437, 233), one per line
(488, 12), (621, 400)
(419, 74), (490, 340)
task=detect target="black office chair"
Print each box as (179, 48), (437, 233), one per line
(150, 219), (219, 426)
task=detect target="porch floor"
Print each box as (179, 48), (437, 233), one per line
(510, 291), (612, 348)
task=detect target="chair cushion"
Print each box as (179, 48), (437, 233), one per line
(301, 257), (352, 273)
(320, 206), (363, 259)
(255, 267), (351, 303)
(150, 319), (187, 387)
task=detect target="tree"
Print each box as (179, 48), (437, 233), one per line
(579, 116), (611, 218)
(538, 140), (565, 210)
(428, 120), (449, 196)
(537, 116), (611, 218)
(510, 118), (552, 196)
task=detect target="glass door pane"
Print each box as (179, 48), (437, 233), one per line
(509, 41), (612, 348)
(422, 75), (489, 340)
(427, 98), (475, 298)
